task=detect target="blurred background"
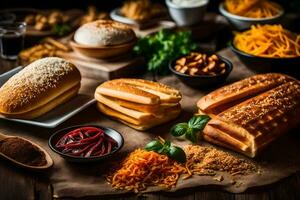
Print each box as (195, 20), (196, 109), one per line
(2, 0), (300, 12)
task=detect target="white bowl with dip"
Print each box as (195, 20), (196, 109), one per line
(166, 0), (209, 26)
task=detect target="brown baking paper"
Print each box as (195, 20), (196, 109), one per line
(0, 49), (299, 198)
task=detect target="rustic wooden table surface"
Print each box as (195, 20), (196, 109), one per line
(0, 59), (300, 200)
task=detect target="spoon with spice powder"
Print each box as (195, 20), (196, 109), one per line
(0, 132), (53, 170)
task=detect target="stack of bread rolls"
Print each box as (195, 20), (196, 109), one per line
(94, 79), (182, 130)
(197, 73), (300, 157)
(0, 57), (81, 119)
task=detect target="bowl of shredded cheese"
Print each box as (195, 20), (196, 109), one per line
(231, 24), (300, 77)
(219, 0), (284, 30)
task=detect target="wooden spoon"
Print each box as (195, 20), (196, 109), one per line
(0, 132), (53, 170)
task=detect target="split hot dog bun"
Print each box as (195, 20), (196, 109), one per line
(94, 78), (182, 130)
(0, 57), (81, 119)
(197, 73), (300, 157)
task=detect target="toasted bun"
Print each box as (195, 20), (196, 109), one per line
(74, 20), (136, 46)
(95, 78), (182, 105)
(98, 95), (164, 116)
(0, 57), (81, 117)
(95, 93), (153, 120)
(97, 102), (181, 131)
(114, 79), (182, 103)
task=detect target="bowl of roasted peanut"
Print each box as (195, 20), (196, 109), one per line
(169, 52), (233, 88)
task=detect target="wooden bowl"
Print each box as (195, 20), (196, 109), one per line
(70, 38), (137, 59)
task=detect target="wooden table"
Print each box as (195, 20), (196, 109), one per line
(0, 59), (300, 200)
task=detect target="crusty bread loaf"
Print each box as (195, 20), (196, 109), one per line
(74, 20), (136, 46)
(0, 57), (81, 119)
(197, 73), (300, 157)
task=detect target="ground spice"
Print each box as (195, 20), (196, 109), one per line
(0, 137), (47, 166)
(185, 145), (257, 176)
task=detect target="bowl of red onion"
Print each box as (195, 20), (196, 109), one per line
(48, 125), (124, 162)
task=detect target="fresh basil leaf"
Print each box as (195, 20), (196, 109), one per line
(168, 146), (186, 163)
(145, 140), (163, 152)
(185, 128), (198, 143)
(188, 115), (211, 131)
(170, 122), (189, 137)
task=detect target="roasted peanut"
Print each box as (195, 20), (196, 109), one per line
(174, 52), (227, 76)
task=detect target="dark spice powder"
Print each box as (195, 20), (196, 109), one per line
(0, 137), (47, 166)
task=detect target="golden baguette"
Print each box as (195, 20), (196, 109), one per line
(99, 95), (163, 116)
(113, 79), (182, 103)
(197, 73), (294, 114)
(95, 93), (154, 120)
(96, 78), (182, 105)
(97, 102), (181, 130)
(96, 81), (160, 105)
(97, 95), (179, 117)
(202, 80), (300, 157)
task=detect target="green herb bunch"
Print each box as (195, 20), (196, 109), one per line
(145, 139), (186, 163)
(171, 115), (211, 143)
(52, 24), (72, 36)
(134, 29), (197, 74)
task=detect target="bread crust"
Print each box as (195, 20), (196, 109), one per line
(95, 93), (154, 120)
(96, 78), (182, 104)
(198, 73), (300, 157)
(97, 102), (181, 130)
(0, 57), (81, 115)
(0, 84), (80, 119)
(95, 78), (182, 130)
(197, 73), (294, 114)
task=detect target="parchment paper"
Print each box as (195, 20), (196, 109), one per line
(0, 49), (299, 198)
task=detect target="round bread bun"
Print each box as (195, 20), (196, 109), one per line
(74, 20), (136, 46)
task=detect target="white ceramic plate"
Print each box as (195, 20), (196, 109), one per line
(110, 9), (138, 26)
(0, 67), (96, 128)
(110, 8), (168, 28)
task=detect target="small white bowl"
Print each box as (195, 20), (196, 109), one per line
(219, 2), (284, 30)
(166, 0), (209, 26)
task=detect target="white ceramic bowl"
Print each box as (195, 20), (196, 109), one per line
(166, 0), (209, 26)
(219, 2), (284, 30)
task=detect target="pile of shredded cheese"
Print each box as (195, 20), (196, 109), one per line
(107, 149), (187, 193)
(234, 24), (300, 58)
(225, 0), (281, 18)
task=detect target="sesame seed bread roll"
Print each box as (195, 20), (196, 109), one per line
(74, 20), (136, 46)
(197, 74), (300, 157)
(0, 57), (81, 119)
